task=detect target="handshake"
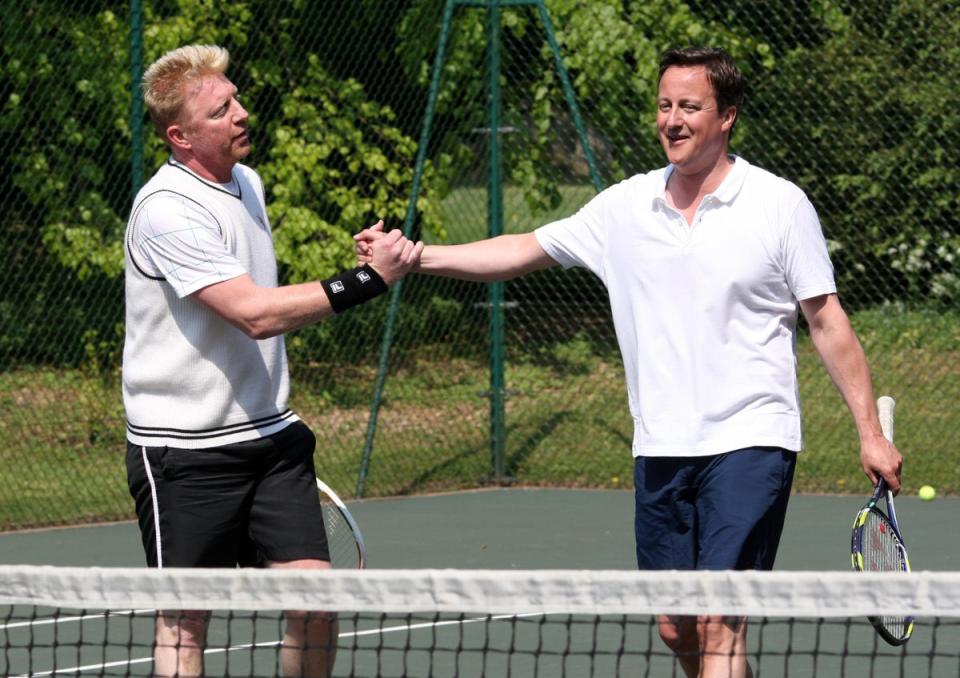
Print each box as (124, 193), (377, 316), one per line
(352, 220), (423, 286)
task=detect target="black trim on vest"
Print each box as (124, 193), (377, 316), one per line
(166, 159), (243, 200)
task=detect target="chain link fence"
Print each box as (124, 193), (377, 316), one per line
(1, 0), (957, 530)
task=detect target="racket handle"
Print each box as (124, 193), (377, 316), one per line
(877, 396), (895, 443)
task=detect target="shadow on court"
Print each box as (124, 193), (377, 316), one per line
(0, 488), (956, 571)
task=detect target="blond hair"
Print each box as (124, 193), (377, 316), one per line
(142, 45), (230, 139)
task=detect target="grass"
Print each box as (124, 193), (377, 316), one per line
(0, 305), (957, 530)
(2, 186), (956, 528)
(0, 368), (129, 528)
(430, 183), (598, 243)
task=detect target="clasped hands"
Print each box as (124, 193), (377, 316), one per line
(354, 220), (423, 285)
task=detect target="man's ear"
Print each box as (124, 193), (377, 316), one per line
(166, 123), (191, 152)
(720, 106), (737, 133)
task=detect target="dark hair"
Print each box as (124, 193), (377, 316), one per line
(658, 47), (745, 114)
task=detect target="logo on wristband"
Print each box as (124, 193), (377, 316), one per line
(322, 264), (387, 313)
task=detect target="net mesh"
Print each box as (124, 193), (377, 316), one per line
(2, 566), (959, 677)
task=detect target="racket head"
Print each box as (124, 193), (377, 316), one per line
(316, 478), (366, 569)
(850, 501), (913, 645)
(849, 395), (912, 645)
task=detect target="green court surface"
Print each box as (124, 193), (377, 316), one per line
(1, 488), (956, 570)
(1, 489), (957, 677)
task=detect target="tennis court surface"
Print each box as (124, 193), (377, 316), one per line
(2, 488), (958, 676)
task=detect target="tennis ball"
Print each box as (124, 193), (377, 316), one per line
(919, 485), (936, 501)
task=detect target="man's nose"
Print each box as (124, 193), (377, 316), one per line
(234, 100), (249, 123)
(665, 106), (684, 127)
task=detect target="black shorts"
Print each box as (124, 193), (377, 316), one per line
(126, 421), (330, 567)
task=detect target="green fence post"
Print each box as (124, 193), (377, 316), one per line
(486, 0), (507, 484)
(356, 0), (458, 498)
(130, 0), (144, 199)
(357, 0), (600, 496)
(536, 0), (602, 192)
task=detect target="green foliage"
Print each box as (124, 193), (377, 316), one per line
(81, 323), (126, 376)
(286, 279), (481, 374)
(537, 331), (600, 375)
(539, 0), (772, 176)
(397, 0), (774, 206)
(850, 303), (960, 353)
(4, 303), (958, 527)
(1, 5), (130, 280)
(2, 0), (958, 528)
(740, 0), (959, 308)
(0, 0), (441, 365)
(260, 54), (445, 282)
(8, 0), (951, 370)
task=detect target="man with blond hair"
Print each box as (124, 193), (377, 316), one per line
(124, 44), (422, 677)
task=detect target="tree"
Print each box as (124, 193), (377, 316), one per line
(395, 0), (775, 211)
(0, 0), (442, 366)
(741, 0), (960, 307)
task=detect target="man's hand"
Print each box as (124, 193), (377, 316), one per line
(358, 225), (556, 282)
(353, 222), (380, 265)
(860, 432), (903, 494)
(357, 220), (423, 284)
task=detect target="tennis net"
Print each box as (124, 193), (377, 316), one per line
(2, 565), (959, 677)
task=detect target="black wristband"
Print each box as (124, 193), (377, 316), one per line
(321, 264), (389, 314)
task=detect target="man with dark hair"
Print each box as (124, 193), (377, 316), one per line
(357, 46), (901, 677)
(659, 46), (745, 115)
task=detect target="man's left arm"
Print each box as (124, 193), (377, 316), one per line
(800, 293), (903, 492)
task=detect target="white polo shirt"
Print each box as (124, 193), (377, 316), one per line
(535, 156), (836, 457)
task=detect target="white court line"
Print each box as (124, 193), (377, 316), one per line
(5, 611), (541, 676)
(1, 609), (154, 630)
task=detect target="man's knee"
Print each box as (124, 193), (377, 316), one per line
(157, 610), (210, 646)
(658, 615), (699, 654)
(698, 615), (747, 645)
(285, 611), (337, 642)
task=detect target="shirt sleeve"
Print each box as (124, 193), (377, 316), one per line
(129, 192), (248, 298)
(534, 188), (610, 281)
(782, 196), (837, 301)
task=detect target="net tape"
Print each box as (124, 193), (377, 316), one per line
(3, 566), (959, 617)
(3, 567), (960, 677)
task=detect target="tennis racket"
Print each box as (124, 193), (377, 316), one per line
(850, 395), (912, 645)
(317, 478), (366, 569)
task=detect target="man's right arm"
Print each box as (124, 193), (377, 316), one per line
(419, 233), (557, 281)
(356, 226), (557, 282)
(194, 276), (333, 340)
(196, 226), (422, 340)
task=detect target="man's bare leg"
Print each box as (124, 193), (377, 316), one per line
(658, 615), (753, 678)
(659, 615), (701, 678)
(270, 558), (337, 678)
(154, 610), (209, 678)
(282, 609), (338, 677)
(698, 615), (753, 678)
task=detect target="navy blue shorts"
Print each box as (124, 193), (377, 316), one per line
(126, 421), (329, 568)
(634, 447), (796, 571)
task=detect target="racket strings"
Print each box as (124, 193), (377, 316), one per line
(321, 501), (362, 569)
(862, 511), (903, 571)
(861, 510), (910, 640)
